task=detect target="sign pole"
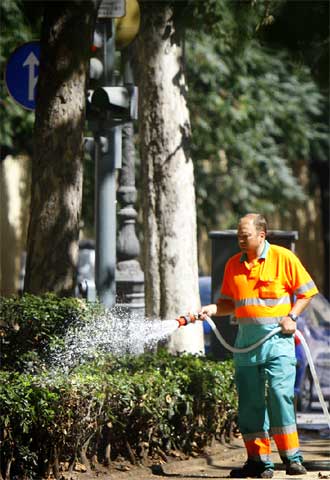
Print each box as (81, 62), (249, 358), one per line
(94, 17), (122, 308)
(95, 126), (121, 307)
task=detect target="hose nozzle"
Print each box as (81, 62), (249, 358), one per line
(176, 313), (198, 328)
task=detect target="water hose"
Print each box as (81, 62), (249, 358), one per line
(206, 319), (283, 354)
(204, 315), (330, 430)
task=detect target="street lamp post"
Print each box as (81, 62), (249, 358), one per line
(116, 119), (145, 316)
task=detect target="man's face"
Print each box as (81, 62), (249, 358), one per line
(237, 219), (265, 254)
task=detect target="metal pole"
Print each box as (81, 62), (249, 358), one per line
(102, 20), (115, 85)
(94, 18), (121, 308)
(95, 128), (121, 307)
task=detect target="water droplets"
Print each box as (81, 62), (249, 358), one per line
(48, 306), (179, 373)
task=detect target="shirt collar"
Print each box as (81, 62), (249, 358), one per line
(240, 239), (270, 263)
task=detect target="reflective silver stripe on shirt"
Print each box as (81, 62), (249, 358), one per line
(294, 280), (316, 295)
(235, 296), (291, 308)
(236, 316), (283, 325)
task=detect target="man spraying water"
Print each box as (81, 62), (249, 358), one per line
(189, 214), (318, 479)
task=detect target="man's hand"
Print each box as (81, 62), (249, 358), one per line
(198, 304), (218, 320)
(279, 316), (297, 335)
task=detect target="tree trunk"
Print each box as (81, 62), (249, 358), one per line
(24, 1), (97, 295)
(136, 3), (203, 353)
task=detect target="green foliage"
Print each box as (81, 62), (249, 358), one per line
(1, 355), (237, 477)
(0, 295), (237, 478)
(260, 0), (329, 90)
(0, 293), (101, 371)
(181, 0), (285, 50)
(186, 31), (327, 229)
(0, 0), (38, 156)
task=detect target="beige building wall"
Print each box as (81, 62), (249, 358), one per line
(276, 163), (324, 293)
(278, 188), (324, 293)
(0, 155), (31, 296)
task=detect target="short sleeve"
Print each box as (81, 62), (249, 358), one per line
(287, 253), (318, 299)
(219, 259), (235, 302)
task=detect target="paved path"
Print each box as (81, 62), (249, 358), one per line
(108, 415), (330, 480)
(155, 436), (330, 479)
(63, 414), (330, 479)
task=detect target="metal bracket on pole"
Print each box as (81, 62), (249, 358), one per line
(78, 279), (97, 302)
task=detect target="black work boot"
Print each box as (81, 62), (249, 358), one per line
(285, 462), (307, 475)
(230, 459), (274, 478)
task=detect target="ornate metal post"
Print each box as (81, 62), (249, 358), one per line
(116, 119), (145, 316)
(115, 50), (144, 315)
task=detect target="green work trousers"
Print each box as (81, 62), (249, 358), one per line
(235, 355), (303, 469)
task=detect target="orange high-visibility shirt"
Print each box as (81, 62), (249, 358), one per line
(219, 241), (318, 365)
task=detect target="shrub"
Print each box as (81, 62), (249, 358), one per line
(0, 295), (237, 479)
(0, 294), (102, 371)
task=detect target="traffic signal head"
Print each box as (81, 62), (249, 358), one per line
(90, 57), (104, 81)
(91, 86), (138, 122)
(89, 26), (105, 82)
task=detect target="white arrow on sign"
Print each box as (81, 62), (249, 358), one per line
(23, 51), (39, 101)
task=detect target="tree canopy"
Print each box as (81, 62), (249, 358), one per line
(186, 31), (327, 230)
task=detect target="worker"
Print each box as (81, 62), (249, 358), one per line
(198, 213), (318, 479)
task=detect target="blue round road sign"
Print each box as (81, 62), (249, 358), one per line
(5, 41), (40, 111)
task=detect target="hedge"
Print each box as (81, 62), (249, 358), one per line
(0, 294), (238, 479)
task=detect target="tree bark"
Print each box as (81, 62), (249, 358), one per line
(136, 3), (203, 353)
(24, 1), (97, 295)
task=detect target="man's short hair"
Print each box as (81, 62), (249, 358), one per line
(241, 213), (268, 235)
(253, 214), (267, 235)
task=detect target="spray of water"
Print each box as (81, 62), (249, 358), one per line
(48, 306), (179, 373)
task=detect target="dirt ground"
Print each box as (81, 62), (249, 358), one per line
(58, 429), (330, 480)
(57, 438), (243, 480)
